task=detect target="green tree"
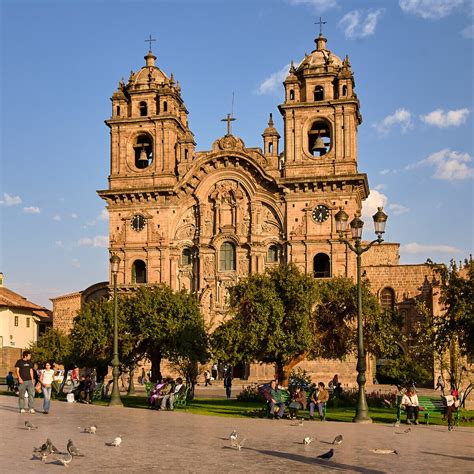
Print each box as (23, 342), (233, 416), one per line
(29, 327), (72, 367)
(123, 285), (208, 382)
(212, 265), (397, 385)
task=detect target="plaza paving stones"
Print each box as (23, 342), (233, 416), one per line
(1, 395), (473, 473)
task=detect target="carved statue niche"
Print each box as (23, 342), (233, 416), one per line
(208, 180), (247, 235)
(203, 254), (215, 278)
(260, 203), (281, 237)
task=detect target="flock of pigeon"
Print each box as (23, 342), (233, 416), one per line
(26, 421), (122, 467)
(228, 420), (399, 460)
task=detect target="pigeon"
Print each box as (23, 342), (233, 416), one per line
(317, 449), (334, 460)
(371, 449), (398, 455)
(106, 435), (122, 447)
(332, 435), (343, 445)
(52, 452), (73, 466)
(303, 436), (314, 445)
(229, 430), (238, 441)
(393, 420), (400, 428)
(67, 439), (83, 457)
(383, 399), (392, 408)
(404, 428), (411, 434)
(78, 425), (97, 434)
(33, 439), (51, 453)
(231, 438), (246, 451)
(25, 420), (38, 430)
(298, 418), (305, 426)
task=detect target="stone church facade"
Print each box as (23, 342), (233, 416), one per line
(53, 33), (441, 384)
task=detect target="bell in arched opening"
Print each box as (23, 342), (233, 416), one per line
(312, 134), (327, 156)
(138, 146), (149, 165)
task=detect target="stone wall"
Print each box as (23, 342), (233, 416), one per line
(0, 347), (23, 376)
(361, 243), (400, 266)
(51, 292), (82, 333)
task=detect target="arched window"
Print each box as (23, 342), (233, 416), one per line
(308, 120), (331, 157)
(163, 101), (168, 112)
(134, 134), (153, 169)
(116, 105), (121, 116)
(380, 287), (395, 312)
(267, 245), (279, 263)
(220, 242), (236, 271)
(314, 85), (324, 101)
(289, 89), (295, 101)
(268, 142), (273, 154)
(181, 248), (192, 266)
(313, 253), (330, 278)
(155, 97), (160, 114)
(132, 260), (147, 283)
(139, 101), (148, 117)
(342, 85), (347, 96)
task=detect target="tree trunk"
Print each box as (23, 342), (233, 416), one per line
(150, 350), (162, 383)
(127, 368), (136, 396)
(276, 353), (308, 386)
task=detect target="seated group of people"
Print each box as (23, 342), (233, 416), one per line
(263, 380), (329, 420)
(401, 386), (460, 430)
(73, 375), (97, 404)
(148, 377), (185, 411)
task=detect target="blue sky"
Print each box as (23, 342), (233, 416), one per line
(1, 0), (472, 308)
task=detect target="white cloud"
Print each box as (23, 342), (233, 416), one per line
(100, 208), (108, 220)
(373, 108), (412, 135)
(373, 184), (386, 190)
(401, 242), (462, 254)
(71, 258), (81, 268)
(71, 213), (78, 219)
(420, 108), (470, 127)
(462, 24), (474, 39)
(78, 235), (109, 248)
(399, 0), (464, 19)
(55, 240), (63, 247)
(53, 215), (61, 221)
(379, 169), (392, 175)
(257, 64), (290, 95)
(407, 148), (473, 181)
(0, 192), (22, 206)
(288, 0), (337, 11)
(388, 203), (410, 215)
(338, 9), (384, 39)
(23, 206), (41, 214)
(362, 189), (388, 223)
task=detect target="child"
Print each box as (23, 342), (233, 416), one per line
(6, 371), (15, 391)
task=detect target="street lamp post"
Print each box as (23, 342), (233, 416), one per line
(109, 254), (123, 407)
(334, 206), (388, 423)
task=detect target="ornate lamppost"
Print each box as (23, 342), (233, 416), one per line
(334, 206), (388, 423)
(109, 253), (123, 407)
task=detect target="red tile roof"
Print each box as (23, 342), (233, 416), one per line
(0, 286), (48, 312)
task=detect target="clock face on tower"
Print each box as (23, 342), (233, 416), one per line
(312, 205), (330, 223)
(131, 214), (146, 232)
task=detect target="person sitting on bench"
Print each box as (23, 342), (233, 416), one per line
(309, 382), (329, 421)
(288, 385), (307, 419)
(402, 386), (419, 425)
(268, 380), (286, 420)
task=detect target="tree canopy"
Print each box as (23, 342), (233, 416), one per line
(29, 327), (72, 368)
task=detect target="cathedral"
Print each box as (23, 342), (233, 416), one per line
(53, 32), (440, 384)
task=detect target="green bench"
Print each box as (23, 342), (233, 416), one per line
(264, 389), (326, 420)
(396, 395), (460, 425)
(91, 383), (104, 402)
(173, 387), (189, 408)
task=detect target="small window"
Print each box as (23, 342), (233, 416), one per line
(182, 248), (192, 266)
(116, 105), (121, 116)
(26, 317), (30, 328)
(289, 89), (295, 101)
(139, 101), (148, 116)
(342, 85), (347, 96)
(14, 316), (19, 327)
(155, 97), (160, 114)
(313, 253), (330, 278)
(163, 101), (168, 112)
(314, 85), (324, 101)
(267, 245), (279, 263)
(184, 149), (189, 160)
(268, 142), (273, 154)
(380, 287), (395, 312)
(220, 242), (236, 271)
(132, 260), (147, 284)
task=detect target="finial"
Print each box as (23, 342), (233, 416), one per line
(144, 34), (156, 51)
(170, 72), (175, 85)
(268, 113), (274, 127)
(289, 61), (296, 73)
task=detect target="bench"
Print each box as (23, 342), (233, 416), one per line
(173, 387), (189, 408)
(264, 389), (326, 420)
(145, 382), (152, 398)
(396, 395), (460, 425)
(91, 383), (104, 402)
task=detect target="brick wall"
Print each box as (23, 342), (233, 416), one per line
(51, 292), (82, 334)
(0, 347), (23, 376)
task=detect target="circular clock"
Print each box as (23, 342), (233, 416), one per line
(131, 214), (146, 232)
(312, 205), (330, 223)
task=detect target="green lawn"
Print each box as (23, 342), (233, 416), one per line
(2, 390), (473, 426)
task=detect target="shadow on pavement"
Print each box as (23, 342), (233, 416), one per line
(420, 451), (474, 462)
(246, 447), (385, 473)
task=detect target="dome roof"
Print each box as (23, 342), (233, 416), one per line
(297, 34), (342, 71)
(127, 50), (168, 87)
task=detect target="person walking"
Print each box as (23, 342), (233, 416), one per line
(15, 350), (35, 414)
(223, 370), (232, 399)
(40, 362), (54, 414)
(204, 370), (212, 387)
(435, 375), (445, 394)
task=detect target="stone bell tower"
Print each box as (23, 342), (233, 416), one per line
(99, 47), (196, 285)
(278, 32), (368, 279)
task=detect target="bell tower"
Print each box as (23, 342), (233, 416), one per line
(279, 33), (361, 179)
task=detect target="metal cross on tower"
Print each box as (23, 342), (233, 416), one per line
(145, 34), (156, 50)
(221, 113), (236, 136)
(315, 17), (327, 35)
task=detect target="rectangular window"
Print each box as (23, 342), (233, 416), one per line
(26, 317), (30, 328)
(14, 316), (19, 327)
